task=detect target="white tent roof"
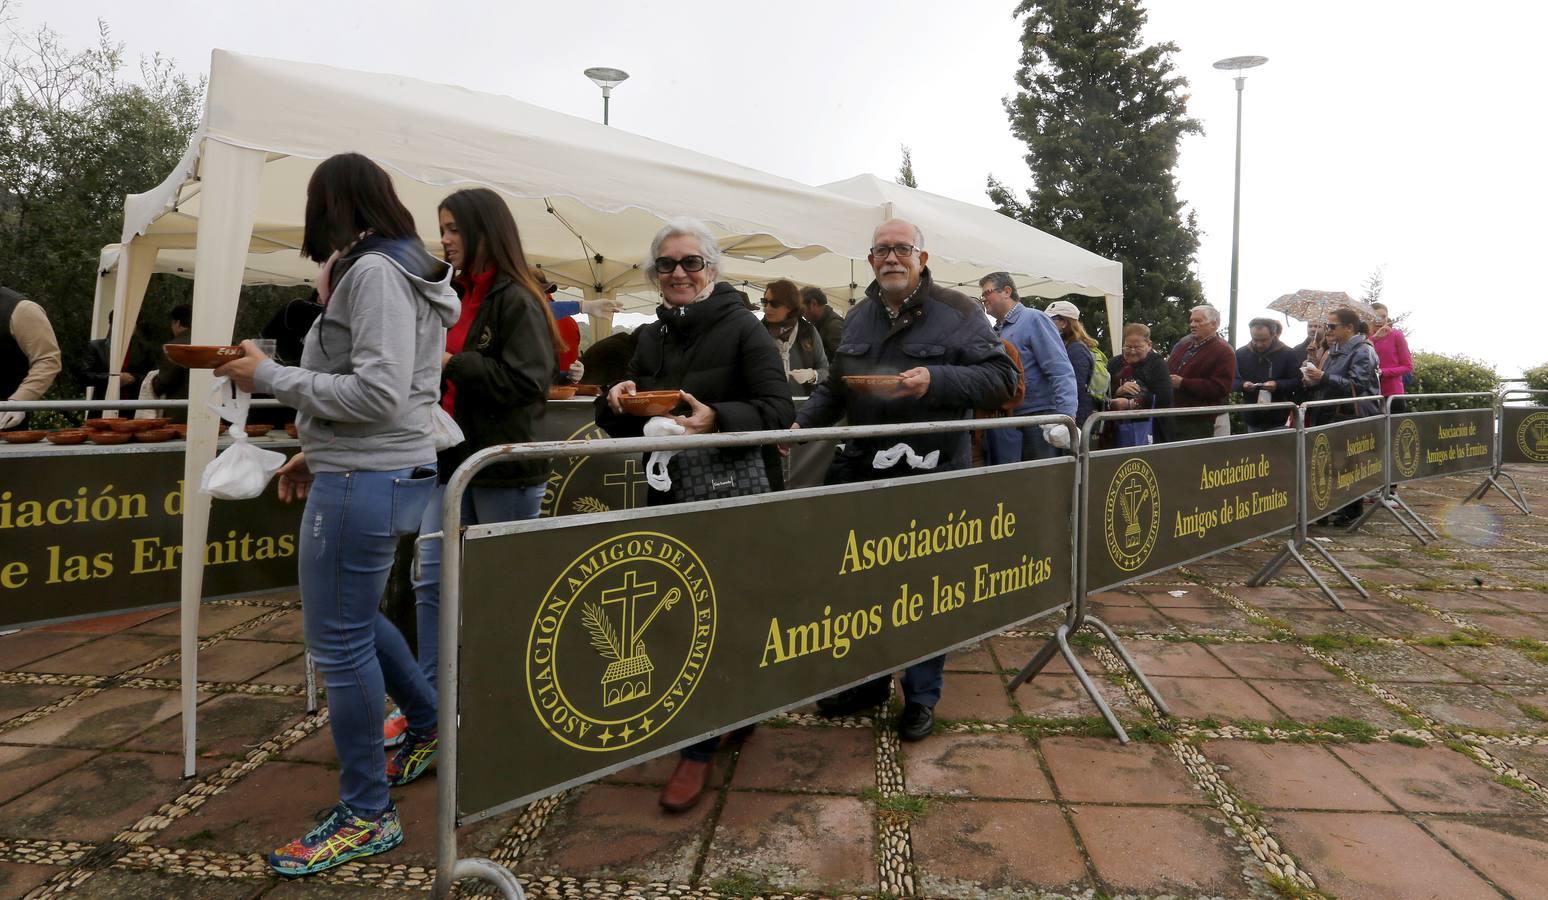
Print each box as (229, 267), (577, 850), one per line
(115, 50), (1121, 322)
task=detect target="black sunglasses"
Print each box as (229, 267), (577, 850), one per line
(654, 255), (706, 274)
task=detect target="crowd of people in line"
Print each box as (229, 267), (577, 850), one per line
(0, 151), (1418, 877)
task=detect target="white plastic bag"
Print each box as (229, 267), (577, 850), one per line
(199, 376), (286, 500)
(430, 403), (465, 451)
(643, 416), (688, 492)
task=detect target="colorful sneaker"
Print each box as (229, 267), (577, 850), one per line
(386, 728), (438, 786)
(268, 802), (403, 877)
(383, 708), (409, 749)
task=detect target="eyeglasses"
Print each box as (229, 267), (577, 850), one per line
(759, 299), (772, 307)
(654, 255), (706, 274)
(870, 244), (918, 260)
(1324, 322), (1343, 329)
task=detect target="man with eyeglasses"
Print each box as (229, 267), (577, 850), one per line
(794, 217), (1018, 743)
(978, 273), (1077, 460)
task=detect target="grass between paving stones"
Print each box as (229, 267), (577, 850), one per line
(1228, 716), (1379, 745)
(859, 788), (929, 825)
(1508, 638), (1548, 666)
(1390, 732), (1428, 747)
(1266, 870), (1320, 898)
(1495, 773), (1536, 794)
(1414, 631), (1493, 648)
(1518, 701), (1548, 724)
(710, 872), (775, 898)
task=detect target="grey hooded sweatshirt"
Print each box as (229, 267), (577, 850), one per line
(254, 245), (460, 474)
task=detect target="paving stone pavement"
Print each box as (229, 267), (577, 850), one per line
(1, 467), (1545, 898)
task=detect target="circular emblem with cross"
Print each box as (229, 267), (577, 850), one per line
(525, 532), (716, 752)
(1393, 419), (1422, 480)
(1103, 458), (1161, 573)
(1516, 411), (1548, 463)
(541, 420), (655, 517)
(1309, 432), (1334, 511)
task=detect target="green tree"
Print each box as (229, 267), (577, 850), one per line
(988, 0), (1203, 349)
(896, 144), (918, 188)
(0, 15), (296, 400)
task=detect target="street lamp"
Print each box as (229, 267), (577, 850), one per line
(583, 67), (630, 126)
(1213, 54), (1268, 347)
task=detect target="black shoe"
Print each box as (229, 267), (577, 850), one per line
(897, 702), (935, 742)
(815, 677), (892, 718)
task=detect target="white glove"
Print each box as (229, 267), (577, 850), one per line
(1040, 424), (1071, 450)
(0, 411), (23, 430)
(567, 360), (585, 383)
(789, 368), (818, 385)
(580, 298), (625, 317)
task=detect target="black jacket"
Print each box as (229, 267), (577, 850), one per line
(809, 305), (845, 360)
(595, 283), (795, 499)
(797, 268), (1018, 476)
(1106, 349), (1173, 412)
(1233, 340), (1300, 429)
(438, 275), (556, 487)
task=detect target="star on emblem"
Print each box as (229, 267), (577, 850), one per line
(619, 723), (635, 742)
(598, 728), (615, 745)
(639, 717), (654, 733)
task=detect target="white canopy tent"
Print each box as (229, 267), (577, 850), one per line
(103, 49), (1124, 774)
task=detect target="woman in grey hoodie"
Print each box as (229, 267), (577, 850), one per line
(218, 154), (459, 876)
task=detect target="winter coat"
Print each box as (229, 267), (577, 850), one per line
(1065, 339), (1095, 425)
(437, 275), (557, 487)
(595, 282), (795, 500)
(1106, 350), (1173, 412)
(797, 267), (1018, 476)
(1370, 328), (1413, 397)
(809, 305), (845, 360)
(770, 317), (829, 395)
(1232, 340), (1300, 429)
(1308, 334), (1381, 424)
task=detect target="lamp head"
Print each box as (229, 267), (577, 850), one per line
(584, 67), (630, 97)
(1213, 55), (1268, 72)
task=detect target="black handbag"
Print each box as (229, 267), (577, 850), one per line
(668, 446), (771, 502)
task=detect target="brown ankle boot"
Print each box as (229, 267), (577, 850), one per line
(659, 758), (710, 812)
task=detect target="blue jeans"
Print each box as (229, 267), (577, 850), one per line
(412, 482), (544, 688)
(300, 468), (439, 816)
(985, 423), (1057, 464)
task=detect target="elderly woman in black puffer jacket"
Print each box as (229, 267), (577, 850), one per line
(594, 217), (794, 815)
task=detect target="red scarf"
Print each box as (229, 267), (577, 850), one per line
(441, 268), (495, 415)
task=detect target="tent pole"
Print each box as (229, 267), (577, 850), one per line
(178, 141), (265, 778)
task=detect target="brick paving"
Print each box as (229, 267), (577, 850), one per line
(0, 467), (1545, 898)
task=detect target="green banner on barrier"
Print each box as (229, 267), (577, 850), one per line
(0, 446), (302, 628)
(456, 459), (1075, 818)
(1305, 417), (1388, 516)
(1084, 431), (1298, 593)
(1502, 406), (1548, 465)
(1388, 409), (1495, 483)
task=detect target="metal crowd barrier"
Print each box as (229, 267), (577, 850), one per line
(1467, 388), (1547, 513)
(433, 414), (1079, 898)
(1246, 395), (1385, 609)
(1346, 392), (1499, 544)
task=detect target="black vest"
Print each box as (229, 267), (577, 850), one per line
(0, 288), (30, 400)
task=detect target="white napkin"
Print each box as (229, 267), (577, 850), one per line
(872, 442), (939, 471)
(643, 416), (688, 492)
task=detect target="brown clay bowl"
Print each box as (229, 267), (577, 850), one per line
(84, 418), (114, 431)
(243, 423), (274, 438)
(166, 424), (188, 438)
(46, 430), (89, 445)
(284, 423), (298, 438)
(617, 390), (683, 417)
(1, 430), (46, 444)
(134, 428), (175, 443)
(573, 384), (601, 397)
(547, 385), (578, 400)
(843, 374), (906, 398)
(141, 417), (171, 428)
(85, 431), (133, 445)
(164, 343), (245, 369)
(106, 418), (158, 434)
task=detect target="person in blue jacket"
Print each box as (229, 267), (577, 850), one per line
(979, 273), (1077, 460)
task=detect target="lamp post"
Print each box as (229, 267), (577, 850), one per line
(583, 67), (630, 125)
(1213, 55), (1267, 347)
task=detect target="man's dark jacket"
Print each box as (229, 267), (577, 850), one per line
(810, 305), (845, 360)
(1233, 340), (1300, 429)
(797, 267), (1018, 476)
(595, 282), (795, 498)
(438, 275), (556, 487)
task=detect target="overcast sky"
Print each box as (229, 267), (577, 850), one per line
(16, 0), (1545, 375)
